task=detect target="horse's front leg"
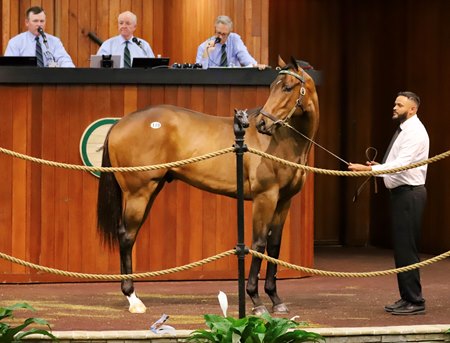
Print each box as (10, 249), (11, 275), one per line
(264, 199), (292, 314)
(247, 190), (278, 315)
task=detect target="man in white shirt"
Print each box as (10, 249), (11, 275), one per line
(349, 91), (429, 315)
(97, 11), (154, 68)
(4, 6), (75, 67)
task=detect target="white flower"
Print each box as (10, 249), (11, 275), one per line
(218, 291), (228, 317)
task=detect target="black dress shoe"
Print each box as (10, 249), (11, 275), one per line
(384, 299), (408, 312)
(391, 302), (425, 315)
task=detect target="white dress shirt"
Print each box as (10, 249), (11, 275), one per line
(372, 114), (429, 189)
(97, 35), (155, 68)
(4, 31), (75, 67)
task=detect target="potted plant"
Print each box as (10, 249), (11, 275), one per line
(187, 292), (324, 343)
(0, 303), (58, 342)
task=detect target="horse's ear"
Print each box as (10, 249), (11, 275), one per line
(290, 56), (299, 70)
(278, 55), (287, 68)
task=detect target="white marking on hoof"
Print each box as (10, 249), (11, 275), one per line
(127, 292), (146, 313)
(252, 305), (269, 316)
(273, 303), (289, 314)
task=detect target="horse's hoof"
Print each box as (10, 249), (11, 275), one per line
(129, 303), (146, 314)
(252, 305), (269, 316)
(272, 303), (289, 314)
(127, 292), (147, 313)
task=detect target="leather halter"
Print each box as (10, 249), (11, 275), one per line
(259, 69), (307, 127)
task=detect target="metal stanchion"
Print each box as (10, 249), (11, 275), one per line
(233, 110), (249, 318)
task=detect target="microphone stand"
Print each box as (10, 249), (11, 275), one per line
(38, 27), (57, 67)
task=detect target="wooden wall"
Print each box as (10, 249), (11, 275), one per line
(269, 0), (450, 253)
(1, 0), (268, 67)
(2, 0), (450, 258)
(0, 83), (314, 281)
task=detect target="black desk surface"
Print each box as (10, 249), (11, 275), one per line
(0, 67), (279, 86)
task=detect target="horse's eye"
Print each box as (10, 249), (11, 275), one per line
(282, 85), (293, 92)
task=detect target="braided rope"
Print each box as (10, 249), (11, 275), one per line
(0, 250), (235, 280)
(248, 147), (450, 176)
(1, 248), (449, 279)
(2, 146), (450, 176)
(0, 146), (235, 173)
(248, 249), (450, 277)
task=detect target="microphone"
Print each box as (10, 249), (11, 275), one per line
(87, 31), (103, 46)
(37, 27), (48, 48)
(132, 37), (142, 47)
(132, 37), (147, 56)
(37, 26), (56, 65)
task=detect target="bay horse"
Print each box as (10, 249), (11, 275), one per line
(97, 56), (319, 315)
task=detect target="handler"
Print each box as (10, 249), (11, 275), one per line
(348, 91), (429, 315)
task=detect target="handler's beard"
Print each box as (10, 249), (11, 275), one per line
(392, 109), (408, 123)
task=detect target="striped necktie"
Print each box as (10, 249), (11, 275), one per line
(35, 36), (44, 67)
(124, 41), (131, 68)
(220, 44), (227, 67)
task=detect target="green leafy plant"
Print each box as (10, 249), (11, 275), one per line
(187, 312), (324, 343)
(0, 303), (58, 342)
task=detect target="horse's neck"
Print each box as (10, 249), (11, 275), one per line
(274, 115), (315, 163)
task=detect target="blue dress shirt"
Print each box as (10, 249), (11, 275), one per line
(97, 35), (155, 68)
(196, 32), (257, 69)
(4, 31), (75, 68)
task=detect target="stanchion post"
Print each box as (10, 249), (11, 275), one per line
(233, 111), (248, 318)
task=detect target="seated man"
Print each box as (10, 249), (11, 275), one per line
(196, 15), (266, 70)
(4, 6), (75, 67)
(97, 11), (155, 68)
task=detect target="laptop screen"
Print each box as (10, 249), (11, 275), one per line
(132, 57), (170, 69)
(90, 55), (121, 68)
(0, 56), (37, 67)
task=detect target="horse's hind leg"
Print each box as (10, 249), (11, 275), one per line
(119, 187), (156, 314)
(264, 199), (291, 313)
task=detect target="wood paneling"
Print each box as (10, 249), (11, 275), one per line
(269, 0), (450, 253)
(1, 0), (268, 67)
(3, 0), (449, 265)
(0, 83), (314, 282)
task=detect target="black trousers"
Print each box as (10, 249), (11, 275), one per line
(389, 185), (427, 304)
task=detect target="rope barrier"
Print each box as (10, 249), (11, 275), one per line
(0, 146), (449, 279)
(0, 146), (235, 173)
(1, 248), (449, 280)
(248, 249), (450, 277)
(248, 147), (450, 177)
(1, 145), (450, 176)
(0, 250), (236, 281)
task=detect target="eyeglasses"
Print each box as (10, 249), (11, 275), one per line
(215, 31), (230, 37)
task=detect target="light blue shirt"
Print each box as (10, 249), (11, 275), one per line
(196, 32), (257, 69)
(97, 35), (155, 68)
(4, 31), (75, 68)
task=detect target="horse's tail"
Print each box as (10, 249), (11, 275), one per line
(97, 126), (122, 249)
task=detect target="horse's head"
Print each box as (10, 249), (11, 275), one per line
(256, 56), (319, 136)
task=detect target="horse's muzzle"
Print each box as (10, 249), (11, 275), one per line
(256, 119), (273, 136)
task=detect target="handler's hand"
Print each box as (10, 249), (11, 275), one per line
(348, 163), (372, 172)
